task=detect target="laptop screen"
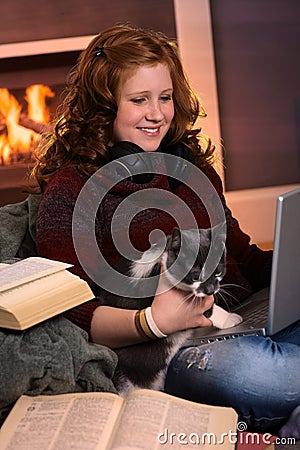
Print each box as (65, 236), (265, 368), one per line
(268, 186), (300, 335)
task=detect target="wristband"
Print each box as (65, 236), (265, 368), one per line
(145, 306), (167, 338)
(134, 308), (167, 340)
(134, 309), (155, 340)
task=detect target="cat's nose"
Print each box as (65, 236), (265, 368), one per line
(205, 290), (215, 296)
(201, 286), (215, 296)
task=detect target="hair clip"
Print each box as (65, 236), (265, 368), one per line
(199, 107), (207, 118)
(95, 46), (105, 57)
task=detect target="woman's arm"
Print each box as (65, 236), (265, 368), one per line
(91, 271), (214, 348)
(36, 167), (101, 334)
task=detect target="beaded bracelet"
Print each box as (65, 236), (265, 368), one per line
(134, 307), (167, 340)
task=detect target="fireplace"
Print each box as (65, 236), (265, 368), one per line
(0, 36), (93, 206)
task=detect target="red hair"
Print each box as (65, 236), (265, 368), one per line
(32, 24), (215, 191)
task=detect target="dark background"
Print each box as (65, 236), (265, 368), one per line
(0, 0), (176, 44)
(211, 0), (300, 190)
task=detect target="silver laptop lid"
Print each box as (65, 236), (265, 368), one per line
(268, 186), (300, 335)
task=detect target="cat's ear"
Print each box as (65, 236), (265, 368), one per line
(211, 222), (227, 254)
(211, 222), (226, 241)
(167, 227), (181, 250)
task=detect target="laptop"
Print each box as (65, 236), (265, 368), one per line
(187, 186), (300, 345)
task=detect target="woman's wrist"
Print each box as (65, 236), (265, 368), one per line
(151, 286), (186, 335)
(134, 307), (167, 340)
(91, 306), (142, 347)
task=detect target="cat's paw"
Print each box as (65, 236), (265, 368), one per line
(209, 305), (243, 329)
(217, 312), (243, 329)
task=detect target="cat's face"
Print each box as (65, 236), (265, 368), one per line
(163, 227), (226, 299)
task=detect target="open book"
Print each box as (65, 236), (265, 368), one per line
(0, 257), (94, 330)
(0, 389), (243, 450)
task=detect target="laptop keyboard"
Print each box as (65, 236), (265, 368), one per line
(242, 303), (269, 326)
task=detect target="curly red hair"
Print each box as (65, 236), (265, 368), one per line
(31, 24), (215, 192)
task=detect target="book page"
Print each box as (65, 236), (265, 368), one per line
(108, 389), (237, 450)
(0, 270), (86, 309)
(0, 392), (123, 450)
(0, 257), (72, 293)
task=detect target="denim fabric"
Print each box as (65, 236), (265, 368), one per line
(164, 320), (300, 435)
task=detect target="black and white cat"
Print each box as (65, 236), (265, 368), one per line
(99, 226), (242, 395)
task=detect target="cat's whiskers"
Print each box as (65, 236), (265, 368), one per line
(215, 290), (232, 310)
(183, 290), (210, 309)
(177, 292), (204, 325)
(215, 283), (248, 310)
(175, 291), (194, 310)
(221, 282), (250, 293)
(172, 291), (200, 320)
(217, 283), (251, 308)
(181, 290), (204, 308)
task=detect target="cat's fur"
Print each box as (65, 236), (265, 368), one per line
(99, 226), (242, 395)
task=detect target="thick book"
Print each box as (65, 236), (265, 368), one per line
(0, 389), (241, 450)
(0, 257), (94, 330)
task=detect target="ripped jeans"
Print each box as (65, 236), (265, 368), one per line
(164, 320), (300, 435)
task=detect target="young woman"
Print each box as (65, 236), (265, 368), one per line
(32, 24), (300, 436)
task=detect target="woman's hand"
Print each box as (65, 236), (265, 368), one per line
(91, 268), (214, 348)
(151, 269), (214, 335)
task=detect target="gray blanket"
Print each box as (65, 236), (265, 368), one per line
(0, 196), (119, 426)
(0, 316), (118, 426)
(0, 194), (41, 262)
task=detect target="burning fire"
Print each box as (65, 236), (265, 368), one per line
(0, 84), (55, 165)
(26, 85), (54, 124)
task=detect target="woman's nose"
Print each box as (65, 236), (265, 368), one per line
(145, 101), (164, 121)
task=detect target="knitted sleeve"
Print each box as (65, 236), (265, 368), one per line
(203, 165), (273, 291)
(36, 167), (100, 335)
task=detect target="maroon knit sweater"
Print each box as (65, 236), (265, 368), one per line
(36, 164), (272, 337)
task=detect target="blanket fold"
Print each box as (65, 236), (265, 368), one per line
(0, 316), (118, 426)
(0, 194), (41, 262)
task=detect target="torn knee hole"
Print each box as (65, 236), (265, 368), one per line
(185, 348), (212, 370)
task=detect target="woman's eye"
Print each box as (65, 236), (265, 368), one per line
(160, 95), (172, 102)
(131, 98), (145, 104)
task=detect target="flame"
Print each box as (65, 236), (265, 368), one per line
(0, 84), (55, 165)
(26, 84), (55, 123)
(0, 88), (33, 153)
(0, 134), (10, 165)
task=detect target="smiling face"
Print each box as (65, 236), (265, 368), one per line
(112, 63), (174, 152)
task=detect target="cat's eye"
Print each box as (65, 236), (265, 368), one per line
(192, 277), (199, 282)
(215, 271), (223, 277)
